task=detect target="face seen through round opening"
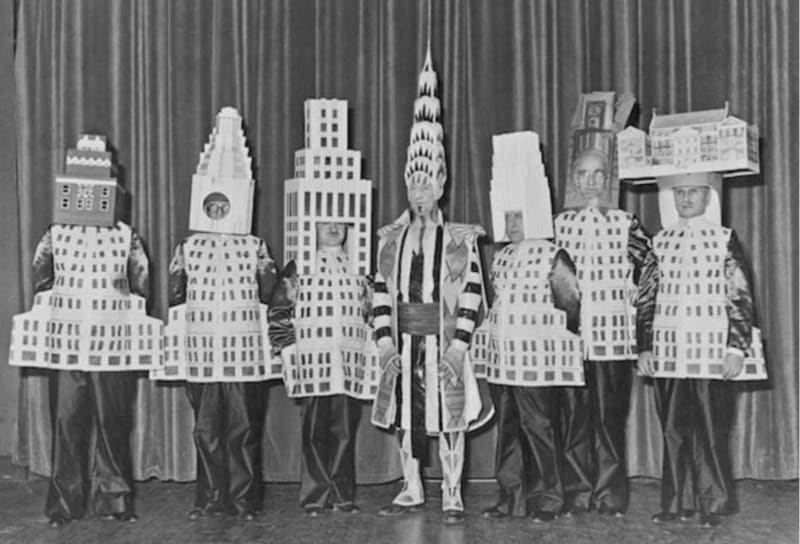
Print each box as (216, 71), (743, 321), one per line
(203, 192), (231, 220)
(316, 221), (347, 249)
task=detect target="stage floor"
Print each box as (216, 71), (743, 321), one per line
(0, 468), (796, 543)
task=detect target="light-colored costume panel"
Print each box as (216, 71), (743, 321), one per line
(486, 240), (584, 387)
(554, 208), (637, 361)
(10, 223), (161, 371)
(651, 220), (766, 380)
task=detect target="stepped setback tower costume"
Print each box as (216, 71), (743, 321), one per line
(618, 105), (765, 528)
(269, 98), (377, 515)
(553, 92), (659, 515)
(151, 107), (278, 521)
(371, 49), (490, 525)
(9, 134), (162, 527)
(477, 132), (583, 523)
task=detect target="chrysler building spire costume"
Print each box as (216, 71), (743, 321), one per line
(553, 92), (659, 516)
(9, 134), (161, 527)
(269, 98), (376, 515)
(152, 107), (278, 521)
(619, 105), (765, 528)
(371, 47), (490, 525)
(479, 132), (584, 522)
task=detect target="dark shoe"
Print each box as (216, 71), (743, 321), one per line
(679, 509), (696, 522)
(442, 509), (465, 525)
(530, 511), (557, 523)
(700, 513), (721, 528)
(238, 510), (256, 521)
(48, 515), (70, 528)
(378, 503), (421, 516)
(188, 508), (204, 521)
(652, 511), (679, 524)
(332, 503), (360, 514)
(481, 506), (506, 519)
(304, 506), (326, 518)
(102, 512), (138, 523)
(561, 507), (586, 518)
(597, 504), (624, 518)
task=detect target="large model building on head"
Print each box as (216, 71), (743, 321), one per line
(284, 98), (372, 276)
(53, 134), (126, 227)
(189, 107), (255, 235)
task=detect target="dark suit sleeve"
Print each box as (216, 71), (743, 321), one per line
(167, 242), (187, 307)
(31, 228), (55, 294)
(627, 214), (658, 352)
(267, 261), (298, 355)
(256, 239), (278, 305)
(127, 229), (150, 299)
(549, 248), (581, 334)
(724, 230), (753, 352)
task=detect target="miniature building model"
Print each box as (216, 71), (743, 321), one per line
(153, 108), (281, 382)
(489, 131), (553, 241)
(284, 99), (372, 276)
(10, 135), (162, 371)
(188, 107), (255, 234)
(617, 102), (759, 182)
(52, 134), (125, 227)
(562, 91), (635, 209)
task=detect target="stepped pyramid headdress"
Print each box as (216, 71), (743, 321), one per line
(189, 107), (255, 234)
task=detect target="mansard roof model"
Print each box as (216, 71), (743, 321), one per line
(617, 101), (759, 182)
(188, 107), (256, 235)
(284, 98), (372, 276)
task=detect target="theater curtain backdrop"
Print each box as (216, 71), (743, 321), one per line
(12, 0), (797, 482)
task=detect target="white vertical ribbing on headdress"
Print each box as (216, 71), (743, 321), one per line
(490, 132), (553, 241)
(404, 45), (447, 192)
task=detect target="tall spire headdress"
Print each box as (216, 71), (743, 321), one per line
(404, 45), (447, 196)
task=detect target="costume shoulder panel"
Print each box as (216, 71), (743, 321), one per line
(445, 222), (485, 248)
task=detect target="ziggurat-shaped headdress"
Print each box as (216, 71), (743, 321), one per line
(189, 107), (255, 235)
(404, 47), (447, 195)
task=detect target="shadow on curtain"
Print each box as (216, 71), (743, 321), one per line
(11, 0), (798, 483)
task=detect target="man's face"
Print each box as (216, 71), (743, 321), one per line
(407, 181), (441, 220)
(504, 210), (524, 244)
(316, 221), (347, 248)
(203, 192), (231, 220)
(672, 186), (710, 219)
(572, 151), (609, 200)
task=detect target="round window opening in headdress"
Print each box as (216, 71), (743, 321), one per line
(203, 192), (231, 220)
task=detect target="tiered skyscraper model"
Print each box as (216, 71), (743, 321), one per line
(279, 98), (377, 399)
(152, 107), (281, 382)
(10, 135), (162, 372)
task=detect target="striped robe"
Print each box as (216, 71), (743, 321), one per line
(371, 210), (488, 434)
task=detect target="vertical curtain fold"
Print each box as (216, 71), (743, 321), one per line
(11, 0), (797, 483)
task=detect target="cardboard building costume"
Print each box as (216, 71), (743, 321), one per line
(370, 48), (489, 522)
(154, 108), (278, 520)
(8, 134), (159, 525)
(479, 132), (584, 519)
(618, 107), (765, 523)
(268, 98), (376, 513)
(553, 92), (659, 516)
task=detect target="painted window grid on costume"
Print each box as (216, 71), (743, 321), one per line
(651, 222), (766, 380)
(554, 208), (637, 360)
(153, 234), (281, 382)
(10, 223), (162, 370)
(481, 240), (585, 387)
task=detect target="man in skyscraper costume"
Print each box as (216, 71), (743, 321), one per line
(152, 107), (278, 521)
(480, 132), (584, 523)
(269, 99), (375, 517)
(553, 92), (659, 517)
(371, 49), (490, 525)
(9, 134), (163, 527)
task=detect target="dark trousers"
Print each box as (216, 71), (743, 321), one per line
(653, 378), (735, 515)
(490, 384), (563, 516)
(560, 361), (633, 512)
(46, 370), (137, 520)
(299, 394), (361, 508)
(186, 382), (266, 514)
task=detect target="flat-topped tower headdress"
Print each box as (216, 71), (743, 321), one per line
(189, 107), (255, 235)
(404, 47), (447, 198)
(53, 134), (125, 227)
